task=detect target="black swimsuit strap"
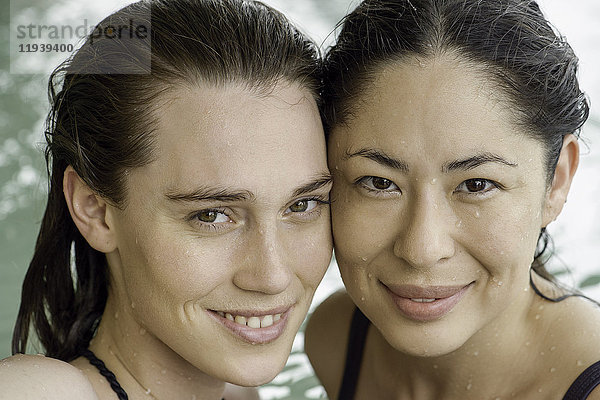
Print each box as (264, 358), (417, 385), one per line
(563, 360), (600, 400)
(81, 349), (129, 400)
(338, 307), (370, 400)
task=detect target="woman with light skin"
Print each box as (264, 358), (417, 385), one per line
(0, 0), (333, 399)
(305, 0), (600, 399)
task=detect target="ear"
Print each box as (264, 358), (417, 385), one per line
(63, 166), (117, 253)
(542, 134), (579, 227)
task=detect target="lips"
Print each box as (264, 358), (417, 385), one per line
(384, 282), (473, 322)
(207, 307), (292, 344)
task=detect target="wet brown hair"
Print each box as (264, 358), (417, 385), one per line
(13, 0), (321, 361)
(323, 0), (589, 287)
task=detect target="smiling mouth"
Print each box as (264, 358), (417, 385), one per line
(384, 282), (475, 322)
(207, 307), (292, 344)
(214, 311), (282, 329)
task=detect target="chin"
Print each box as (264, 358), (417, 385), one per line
(377, 318), (473, 358)
(225, 358), (287, 387)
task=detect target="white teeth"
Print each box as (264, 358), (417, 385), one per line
(217, 311), (283, 328)
(247, 317), (261, 328)
(411, 298), (436, 303)
(261, 315), (273, 328)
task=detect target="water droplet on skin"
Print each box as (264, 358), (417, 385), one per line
(550, 346), (556, 352)
(535, 314), (541, 320)
(335, 165), (339, 170)
(146, 388), (152, 395)
(538, 305), (545, 310)
(131, 302), (136, 309)
(474, 210), (480, 218)
(577, 360), (583, 366)
(455, 220), (463, 228)
(473, 351), (479, 356)
(452, 276), (457, 281)
(114, 312), (119, 320)
(361, 257), (367, 262)
(192, 396), (197, 400)
(433, 364), (438, 369)
(161, 369), (167, 375)
(133, 352), (138, 358)
(156, 380), (162, 385)
(538, 388), (543, 393)
(139, 328), (146, 335)
(550, 367), (556, 373)
(525, 341), (531, 346)
(466, 383), (472, 390)
(430, 178), (437, 185)
(540, 351), (545, 356)
(360, 297), (365, 301)
(367, 273), (373, 279)
(497, 281), (503, 286)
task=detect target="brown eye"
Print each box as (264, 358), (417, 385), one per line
(289, 200), (309, 212)
(194, 209), (229, 223)
(464, 179), (488, 192)
(197, 210), (218, 222)
(372, 177), (393, 190)
(358, 176), (400, 194)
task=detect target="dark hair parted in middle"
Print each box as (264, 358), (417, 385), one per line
(323, 0), (589, 282)
(323, 0), (588, 176)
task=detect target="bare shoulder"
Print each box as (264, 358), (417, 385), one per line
(540, 295), (600, 395)
(304, 290), (357, 399)
(0, 354), (98, 400)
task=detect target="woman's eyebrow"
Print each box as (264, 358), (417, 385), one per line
(164, 173), (332, 204)
(344, 148), (410, 172)
(165, 187), (255, 203)
(290, 173), (333, 198)
(442, 153), (518, 172)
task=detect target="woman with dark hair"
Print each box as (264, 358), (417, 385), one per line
(0, 0), (333, 398)
(306, 0), (600, 399)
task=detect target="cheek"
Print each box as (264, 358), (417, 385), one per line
(331, 184), (396, 265)
(122, 233), (230, 310)
(460, 198), (543, 278)
(289, 219), (333, 287)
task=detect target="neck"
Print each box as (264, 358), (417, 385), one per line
(370, 284), (546, 399)
(89, 295), (225, 400)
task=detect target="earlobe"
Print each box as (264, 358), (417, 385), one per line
(63, 166), (117, 253)
(542, 134), (579, 227)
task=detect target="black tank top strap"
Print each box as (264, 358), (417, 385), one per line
(81, 349), (129, 400)
(563, 360), (600, 400)
(337, 306), (370, 400)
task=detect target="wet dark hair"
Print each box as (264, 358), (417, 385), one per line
(12, 0), (321, 361)
(323, 0), (589, 287)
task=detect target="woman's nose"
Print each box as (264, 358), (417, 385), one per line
(393, 195), (455, 269)
(232, 224), (293, 295)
